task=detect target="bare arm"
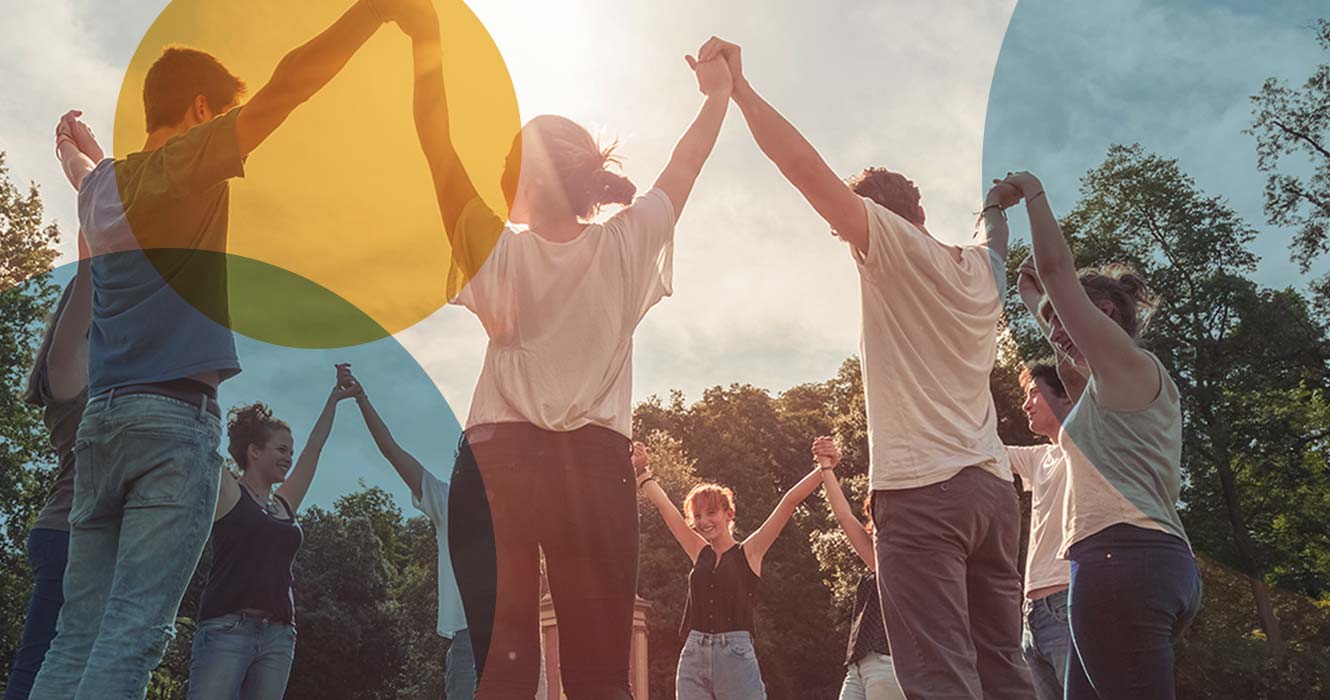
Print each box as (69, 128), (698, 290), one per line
(812, 437), (873, 568)
(275, 379), (356, 512)
(402, 12), (481, 236)
(347, 377), (427, 501)
(742, 467), (823, 575)
(701, 39), (867, 253)
(633, 445), (708, 562)
(234, 0), (386, 157)
(1004, 172), (1160, 409)
(651, 54), (730, 219)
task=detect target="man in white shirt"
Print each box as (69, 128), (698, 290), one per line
(1006, 360), (1077, 700)
(696, 36), (1034, 699)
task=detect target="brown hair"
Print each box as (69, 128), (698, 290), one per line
(521, 115), (636, 219)
(226, 402), (289, 470)
(847, 167), (925, 226)
(1019, 357), (1068, 400)
(683, 483), (736, 530)
(143, 46), (246, 132)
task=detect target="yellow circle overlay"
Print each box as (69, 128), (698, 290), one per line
(113, 0), (518, 348)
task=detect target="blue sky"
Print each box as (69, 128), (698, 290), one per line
(984, 0), (1330, 290)
(4, 1), (1329, 512)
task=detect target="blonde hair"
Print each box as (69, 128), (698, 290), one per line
(683, 483), (736, 530)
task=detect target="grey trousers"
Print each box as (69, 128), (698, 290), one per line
(873, 467), (1035, 700)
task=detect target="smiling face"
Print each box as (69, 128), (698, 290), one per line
(684, 483), (736, 545)
(245, 427), (293, 485)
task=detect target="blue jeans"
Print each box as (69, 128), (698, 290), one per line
(29, 392), (223, 700)
(838, 653), (907, 700)
(675, 631), (766, 700)
(446, 628), (477, 700)
(1021, 589), (1070, 700)
(1066, 525), (1202, 700)
(4, 529), (71, 700)
(187, 612), (296, 700)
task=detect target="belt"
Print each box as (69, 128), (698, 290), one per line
(107, 380), (221, 418)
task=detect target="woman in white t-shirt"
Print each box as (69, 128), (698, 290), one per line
(995, 171), (1201, 700)
(393, 6), (733, 697)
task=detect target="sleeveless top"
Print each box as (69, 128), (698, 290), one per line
(680, 543), (759, 637)
(198, 488), (303, 623)
(846, 573), (891, 665)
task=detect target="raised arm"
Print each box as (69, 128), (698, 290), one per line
(342, 366), (427, 501)
(55, 110), (102, 191)
(634, 443), (708, 563)
(1000, 171), (1159, 409)
(275, 366), (359, 512)
(649, 54), (730, 220)
(700, 38), (868, 254)
(981, 181), (1018, 268)
(395, 1), (481, 236)
(234, 0), (389, 157)
(812, 436), (873, 569)
(742, 466), (823, 576)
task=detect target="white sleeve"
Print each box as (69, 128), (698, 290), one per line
(1005, 445), (1051, 492)
(605, 187), (676, 323)
(449, 198), (507, 313)
(851, 197), (942, 284)
(411, 469), (449, 528)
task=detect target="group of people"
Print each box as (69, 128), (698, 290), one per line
(4, 1), (1202, 699)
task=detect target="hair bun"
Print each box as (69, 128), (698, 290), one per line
(590, 168), (637, 208)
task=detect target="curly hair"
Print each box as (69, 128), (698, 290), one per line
(683, 482), (736, 531)
(226, 402), (290, 470)
(847, 167), (926, 226)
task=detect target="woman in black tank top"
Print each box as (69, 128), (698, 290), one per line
(187, 368), (359, 700)
(635, 440), (825, 700)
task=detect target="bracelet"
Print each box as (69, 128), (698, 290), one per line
(981, 203), (1008, 220)
(637, 476), (655, 489)
(1027, 190), (1046, 204)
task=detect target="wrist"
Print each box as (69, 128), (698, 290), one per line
(731, 78), (755, 102)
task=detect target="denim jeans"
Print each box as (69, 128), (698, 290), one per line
(675, 631), (766, 700)
(4, 529), (71, 700)
(1021, 589), (1070, 700)
(29, 392), (223, 700)
(447, 628), (478, 700)
(187, 612), (296, 700)
(838, 653), (906, 700)
(1066, 525), (1202, 700)
(449, 425), (637, 700)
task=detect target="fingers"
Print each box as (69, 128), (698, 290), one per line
(685, 55), (697, 70)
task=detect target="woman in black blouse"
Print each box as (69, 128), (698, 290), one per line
(636, 441), (823, 700)
(814, 436), (905, 700)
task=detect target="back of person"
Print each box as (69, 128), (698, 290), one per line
(78, 109), (243, 395)
(854, 197), (1007, 489)
(454, 187), (674, 436)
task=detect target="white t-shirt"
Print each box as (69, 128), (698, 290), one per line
(1006, 445), (1072, 596)
(453, 189), (675, 438)
(412, 469), (468, 639)
(853, 198), (1009, 490)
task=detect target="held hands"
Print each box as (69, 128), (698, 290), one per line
(992, 171), (1044, 201)
(632, 442), (654, 487)
(696, 36), (744, 88)
(985, 181), (1022, 211)
(55, 110), (104, 163)
(376, 0), (439, 40)
(685, 53), (732, 98)
(811, 435), (840, 470)
(333, 363), (365, 401)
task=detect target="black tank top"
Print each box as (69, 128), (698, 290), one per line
(680, 543), (759, 637)
(198, 488), (303, 623)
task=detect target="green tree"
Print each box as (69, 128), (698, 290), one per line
(0, 151), (63, 686)
(1248, 18), (1330, 312)
(1041, 144), (1330, 663)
